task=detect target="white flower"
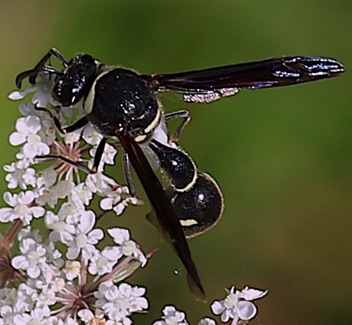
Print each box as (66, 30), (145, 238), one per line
(39, 116), (56, 145)
(62, 129), (82, 145)
(89, 142), (117, 168)
(153, 305), (188, 325)
(108, 228), (147, 266)
(58, 201), (85, 220)
(13, 306), (51, 324)
(100, 186), (143, 216)
(78, 308), (106, 324)
(198, 318), (216, 325)
(36, 167), (57, 189)
(85, 172), (117, 195)
(45, 211), (73, 243)
(82, 125), (104, 146)
(36, 180), (74, 208)
(11, 238), (48, 279)
(18, 102), (41, 117)
(0, 191), (45, 224)
(17, 226), (43, 243)
(47, 315), (78, 325)
(15, 282), (39, 313)
(64, 210), (103, 260)
(211, 286), (268, 324)
(9, 73), (56, 108)
(4, 161), (36, 189)
(105, 316), (132, 325)
(9, 115), (50, 159)
(95, 281), (148, 320)
(10, 116), (40, 145)
(0, 288), (18, 319)
(69, 183), (93, 206)
(63, 260), (81, 281)
(88, 246), (122, 276)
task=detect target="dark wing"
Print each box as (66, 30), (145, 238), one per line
(143, 56), (344, 103)
(116, 131), (205, 301)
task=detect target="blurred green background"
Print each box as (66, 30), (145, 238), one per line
(0, 1), (351, 324)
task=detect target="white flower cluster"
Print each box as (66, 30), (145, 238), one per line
(211, 286), (268, 324)
(0, 75), (148, 324)
(5, 76), (143, 224)
(153, 286), (268, 325)
(0, 70), (268, 324)
(0, 224), (149, 324)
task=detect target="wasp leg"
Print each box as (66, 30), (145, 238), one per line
(34, 104), (88, 135)
(35, 154), (92, 174)
(164, 110), (191, 143)
(34, 103), (105, 173)
(91, 137), (107, 173)
(16, 48), (68, 88)
(36, 135), (107, 175)
(122, 151), (136, 196)
(63, 116), (89, 134)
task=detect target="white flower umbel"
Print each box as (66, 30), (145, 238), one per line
(0, 71), (149, 324)
(2, 61), (270, 324)
(211, 286), (268, 324)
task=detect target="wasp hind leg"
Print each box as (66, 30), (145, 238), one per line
(164, 110), (191, 143)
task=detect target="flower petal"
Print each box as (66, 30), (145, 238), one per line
(236, 301), (257, 321)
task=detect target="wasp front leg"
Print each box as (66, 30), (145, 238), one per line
(16, 48), (68, 88)
(34, 103), (106, 174)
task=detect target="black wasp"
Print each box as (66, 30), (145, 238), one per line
(16, 48), (344, 299)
